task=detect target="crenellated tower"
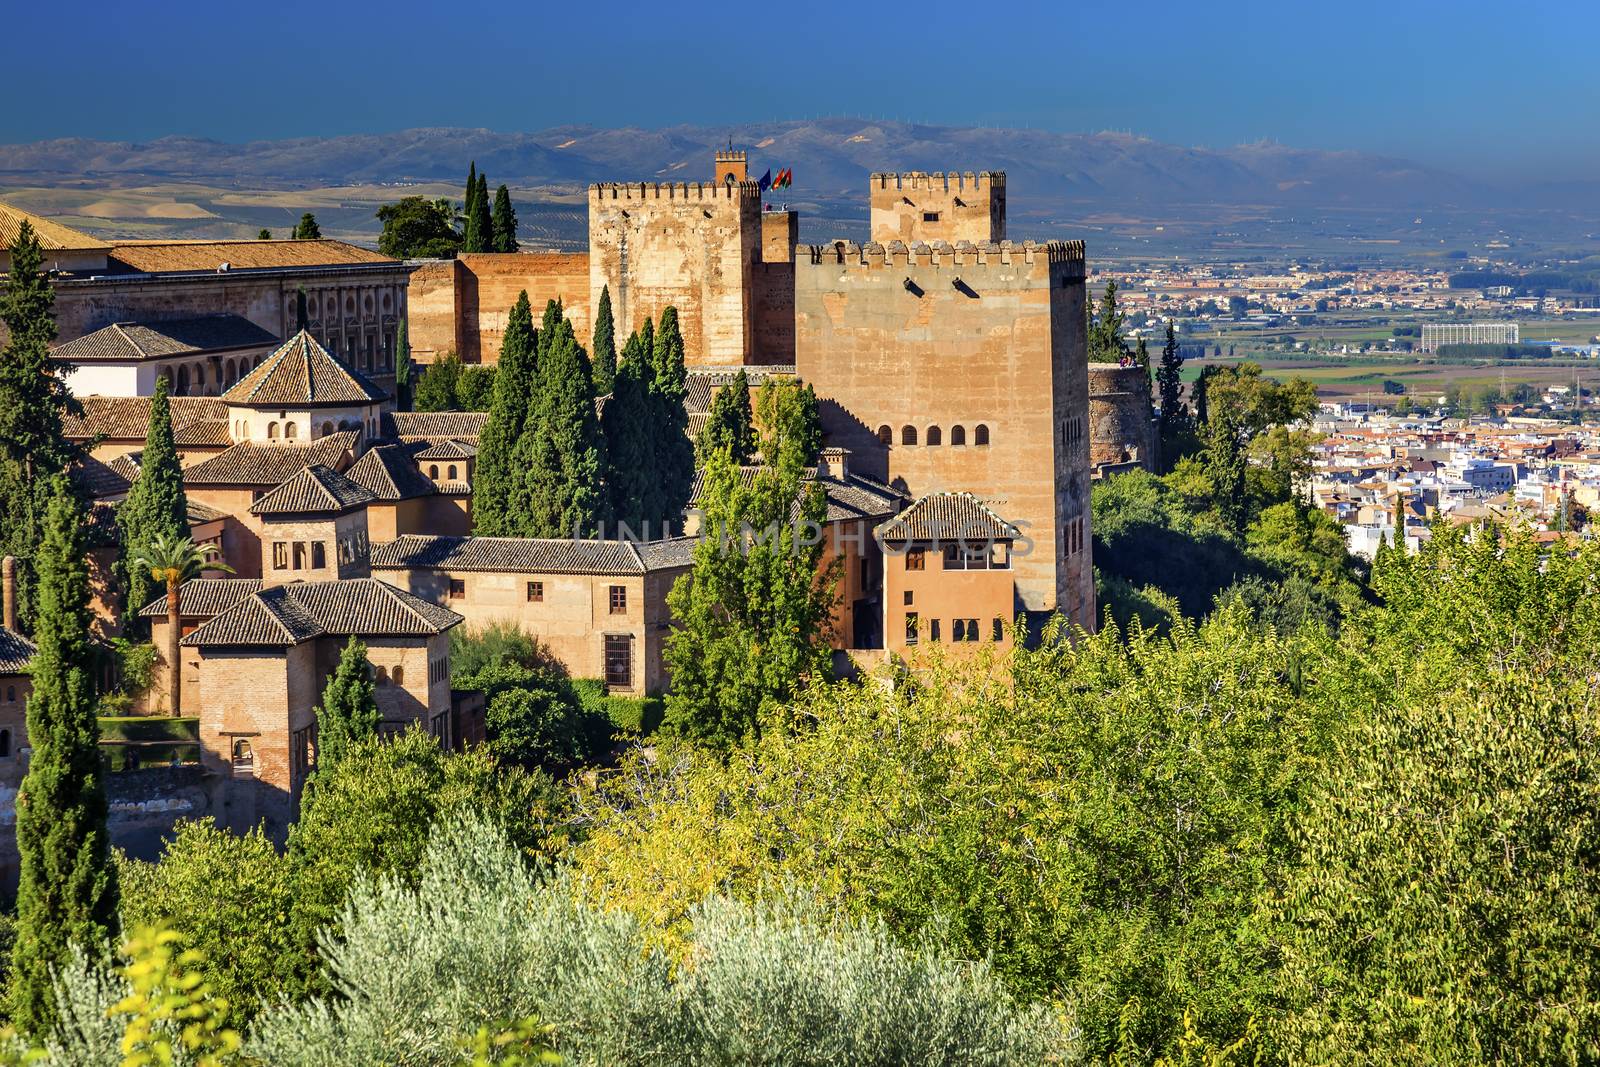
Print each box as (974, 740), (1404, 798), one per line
(869, 171), (1006, 245)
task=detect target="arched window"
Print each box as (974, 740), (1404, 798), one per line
(284, 422), (298, 440)
(321, 421), (334, 437)
(974, 424), (990, 446)
(447, 465), (458, 480)
(429, 465), (439, 479)
(176, 365), (190, 395)
(926, 426), (942, 446)
(901, 425), (918, 446)
(232, 739), (254, 769)
(311, 542), (326, 569)
(951, 425), (966, 446)
(267, 422), (279, 439)
(375, 665), (389, 685)
(391, 666), (404, 686)
(877, 425), (892, 446)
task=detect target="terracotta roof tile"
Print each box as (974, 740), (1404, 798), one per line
(0, 627), (36, 674)
(249, 464), (376, 516)
(0, 202), (108, 252)
(108, 239), (394, 274)
(77, 453), (137, 499)
(182, 577), (461, 648)
(876, 492), (1020, 543)
(383, 411), (488, 442)
(139, 578), (266, 619)
(413, 439), (477, 460)
(64, 396), (227, 441)
(172, 420), (232, 447)
(345, 444), (437, 501)
(222, 329), (387, 407)
(683, 367), (796, 414)
(371, 534), (692, 575)
(183, 432), (358, 487)
(52, 316), (277, 363)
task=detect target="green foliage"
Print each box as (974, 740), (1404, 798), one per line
(517, 313), (605, 537)
(570, 678), (662, 735)
(1089, 279), (1131, 364)
(600, 337), (661, 535)
(474, 293), (538, 537)
(256, 228), (271, 240)
(1155, 322), (1191, 470)
(413, 352), (464, 412)
(462, 166), (492, 254)
(292, 213), (321, 240)
(662, 380), (838, 749)
(591, 286), (616, 397)
(311, 637), (379, 774)
(11, 478), (118, 1034)
(395, 318), (412, 409)
(253, 815), (1070, 1066)
(490, 184), (518, 253)
(375, 196), (461, 259)
(695, 369), (755, 464)
(644, 308), (695, 526)
(113, 376), (188, 637)
(456, 365), (498, 411)
(450, 624), (608, 770)
(754, 376), (821, 466)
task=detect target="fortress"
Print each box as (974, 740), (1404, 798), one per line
(409, 150), (1096, 628)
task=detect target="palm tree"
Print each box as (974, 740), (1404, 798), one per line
(132, 534), (232, 718)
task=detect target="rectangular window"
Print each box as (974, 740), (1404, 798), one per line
(903, 590), (914, 606)
(922, 211), (941, 223)
(312, 542), (327, 569)
(292, 542), (307, 569)
(991, 543), (1011, 569)
(604, 634), (633, 689)
(943, 543), (961, 569)
(993, 617), (1005, 642)
(527, 581), (544, 602)
(609, 585), (627, 614)
(929, 618), (941, 642)
(906, 548), (925, 571)
(905, 611), (919, 646)
(448, 578), (466, 600)
(272, 542), (288, 570)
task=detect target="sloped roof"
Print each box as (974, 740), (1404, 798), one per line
(108, 239), (395, 274)
(413, 438), (477, 460)
(383, 411), (488, 442)
(182, 577), (462, 648)
(52, 316), (278, 363)
(876, 492), (1020, 543)
(183, 432), (358, 487)
(687, 464), (905, 525)
(77, 453), (138, 499)
(0, 627), (36, 674)
(371, 534), (694, 576)
(171, 420), (232, 448)
(345, 444), (438, 501)
(683, 366), (796, 414)
(0, 202), (108, 252)
(221, 330), (387, 407)
(139, 578), (266, 619)
(249, 464), (377, 516)
(64, 396), (228, 441)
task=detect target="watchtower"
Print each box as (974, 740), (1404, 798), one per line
(869, 172), (1006, 245)
(715, 149), (748, 185)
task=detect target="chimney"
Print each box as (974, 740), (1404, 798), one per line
(2, 556), (15, 632)
(819, 447), (850, 482)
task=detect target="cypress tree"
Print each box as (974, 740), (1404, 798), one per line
(1155, 321), (1188, 471)
(602, 343), (658, 535)
(113, 377), (188, 636)
(10, 476), (118, 1033)
(312, 636), (379, 774)
(468, 173), (491, 255)
(650, 307), (695, 526)
(293, 213), (321, 239)
(490, 184), (518, 253)
(461, 163), (485, 253)
(539, 296), (564, 350)
(518, 318), (605, 538)
(257, 229), (272, 240)
(637, 316), (654, 375)
(592, 285), (617, 396)
(1088, 279), (1130, 364)
(395, 319), (412, 411)
(652, 306), (687, 407)
(0, 220), (80, 626)
(697, 369), (755, 464)
(474, 291), (537, 536)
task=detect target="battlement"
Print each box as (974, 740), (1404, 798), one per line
(590, 181), (760, 202)
(799, 239), (1084, 269)
(715, 150), (747, 163)
(870, 171), (1006, 192)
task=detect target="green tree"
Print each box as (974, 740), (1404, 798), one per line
(662, 380), (838, 749)
(257, 228), (271, 240)
(463, 168), (491, 255)
(755, 376), (822, 466)
(601, 339), (659, 535)
(1201, 401), (1248, 536)
(394, 318), (412, 411)
(292, 213), (321, 240)
(412, 352), (462, 412)
(591, 285), (616, 397)
(311, 637), (379, 775)
(113, 377), (189, 638)
(696, 369), (755, 464)
(0, 220), (81, 626)
(10, 477), (119, 1034)
(375, 197), (461, 259)
(649, 308), (695, 525)
(1155, 321), (1188, 470)
(474, 291), (537, 536)
(517, 317), (605, 537)
(451, 626), (602, 770)
(491, 184), (518, 253)
(131, 534), (232, 717)
(456, 365), (497, 411)
(1088, 279), (1131, 364)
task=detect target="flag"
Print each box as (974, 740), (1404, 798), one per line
(776, 168), (793, 189)
(758, 168), (773, 193)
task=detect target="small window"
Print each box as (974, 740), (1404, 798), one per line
(293, 542), (307, 569)
(901, 425), (918, 446)
(284, 422), (298, 440)
(447, 465), (458, 480)
(4, 686), (13, 703)
(267, 421), (279, 439)
(926, 426), (942, 446)
(429, 465), (439, 479)
(903, 590), (914, 606)
(951, 425), (966, 446)
(375, 665), (389, 684)
(922, 211), (940, 223)
(929, 618), (941, 642)
(993, 617), (1005, 641)
(392, 666), (404, 686)
(311, 542), (327, 569)
(604, 634), (634, 689)
(609, 585), (627, 614)
(448, 578), (466, 600)
(906, 548), (925, 571)
(527, 581), (544, 602)
(273, 542), (288, 570)
(974, 424), (990, 446)
(877, 425), (892, 446)
(0, 729), (10, 758)
(231, 738), (254, 770)
(321, 421), (334, 436)
(905, 612), (919, 646)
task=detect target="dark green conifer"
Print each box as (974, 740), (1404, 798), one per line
(518, 318), (605, 538)
(490, 184), (518, 253)
(9, 477), (118, 1033)
(395, 319), (413, 411)
(592, 286), (617, 396)
(461, 163), (485, 253)
(697, 369), (755, 464)
(649, 307), (695, 524)
(293, 213), (321, 239)
(474, 291), (537, 536)
(468, 173), (491, 255)
(312, 637), (379, 774)
(113, 377), (189, 635)
(602, 339), (658, 534)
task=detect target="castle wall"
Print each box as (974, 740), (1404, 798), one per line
(588, 182), (761, 367)
(752, 262), (795, 365)
(406, 254), (592, 365)
(406, 259), (461, 362)
(869, 172), (1006, 245)
(794, 240), (1092, 625)
(1088, 363), (1157, 471)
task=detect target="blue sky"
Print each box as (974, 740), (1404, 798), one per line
(6, 0), (1596, 180)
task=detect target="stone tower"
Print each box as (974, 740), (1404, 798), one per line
(714, 149), (748, 185)
(1087, 363), (1157, 473)
(869, 171), (1006, 245)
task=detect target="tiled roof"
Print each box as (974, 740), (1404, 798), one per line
(139, 578), (265, 619)
(0, 627), (36, 674)
(52, 316), (277, 363)
(108, 239), (395, 274)
(249, 464), (376, 516)
(172, 420), (232, 447)
(345, 444), (437, 501)
(876, 492), (1020, 543)
(64, 396), (228, 441)
(371, 534), (694, 576)
(414, 438), (477, 460)
(182, 577), (461, 648)
(0, 202), (108, 252)
(683, 366), (796, 414)
(222, 330), (387, 407)
(77, 453), (137, 499)
(688, 465), (905, 525)
(186, 499), (229, 524)
(183, 432), (358, 487)
(383, 411), (488, 442)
